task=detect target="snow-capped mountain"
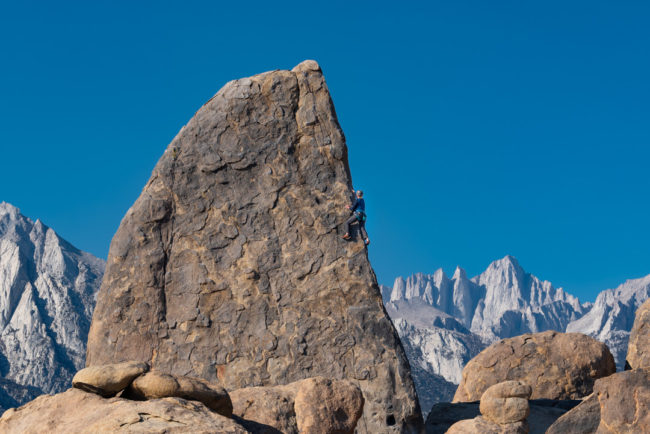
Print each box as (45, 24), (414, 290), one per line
(0, 202), (104, 411)
(384, 255), (650, 412)
(567, 274), (650, 370)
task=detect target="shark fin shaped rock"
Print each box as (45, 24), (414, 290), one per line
(86, 60), (423, 433)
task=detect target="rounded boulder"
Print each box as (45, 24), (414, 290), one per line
(72, 361), (149, 397)
(453, 331), (615, 402)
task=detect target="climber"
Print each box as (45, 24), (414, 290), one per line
(342, 189), (370, 245)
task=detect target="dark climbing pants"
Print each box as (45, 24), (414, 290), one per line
(345, 215), (368, 240)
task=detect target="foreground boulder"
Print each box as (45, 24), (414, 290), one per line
(480, 381), (531, 425)
(446, 381), (531, 433)
(126, 371), (232, 416)
(626, 297), (650, 369)
(72, 361), (149, 397)
(0, 388), (247, 433)
(547, 368), (650, 433)
(425, 399), (579, 434)
(453, 331), (615, 402)
(85, 60), (421, 432)
(231, 376), (363, 434)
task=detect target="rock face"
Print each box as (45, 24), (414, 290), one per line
(548, 369), (650, 433)
(85, 61), (421, 433)
(626, 297), (650, 369)
(453, 331), (615, 402)
(592, 368), (650, 433)
(230, 376), (363, 434)
(546, 394), (600, 434)
(0, 202), (105, 410)
(0, 388), (248, 433)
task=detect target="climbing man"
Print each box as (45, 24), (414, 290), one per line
(342, 189), (370, 245)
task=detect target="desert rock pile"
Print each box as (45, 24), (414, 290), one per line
(453, 331), (615, 402)
(446, 381), (532, 434)
(0, 362), (364, 433)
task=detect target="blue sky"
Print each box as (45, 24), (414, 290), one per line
(1, 1), (649, 301)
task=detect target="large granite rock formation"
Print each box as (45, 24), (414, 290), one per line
(453, 331), (615, 402)
(85, 60), (422, 433)
(626, 297), (650, 369)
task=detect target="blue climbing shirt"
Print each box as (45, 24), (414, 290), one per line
(351, 198), (365, 212)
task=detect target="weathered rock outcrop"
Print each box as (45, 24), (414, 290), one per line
(230, 376), (363, 434)
(0, 388), (248, 433)
(547, 368), (650, 433)
(453, 331), (615, 402)
(85, 60), (421, 432)
(546, 394), (600, 434)
(626, 297), (650, 369)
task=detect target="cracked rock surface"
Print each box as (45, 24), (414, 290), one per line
(453, 331), (615, 402)
(85, 60), (422, 433)
(0, 388), (247, 433)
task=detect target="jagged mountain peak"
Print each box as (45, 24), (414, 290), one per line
(0, 203), (105, 411)
(452, 266), (467, 280)
(0, 201), (20, 216)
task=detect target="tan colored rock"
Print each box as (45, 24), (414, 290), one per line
(547, 369), (650, 434)
(453, 331), (615, 402)
(231, 376), (363, 434)
(294, 377), (364, 434)
(546, 394), (600, 434)
(446, 415), (528, 433)
(0, 388), (248, 433)
(480, 381), (531, 425)
(231, 384), (297, 433)
(626, 298), (650, 369)
(72, 361), (148, 397)
(594, 368), (650, 433)
(86, 60), (422, 433)
(126, 371), (232, 416)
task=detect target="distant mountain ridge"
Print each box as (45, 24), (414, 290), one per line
(0, 202), (105, 411)
(384, 255), (650, 413)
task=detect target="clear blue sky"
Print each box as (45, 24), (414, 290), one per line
(1, 1), (649, 302)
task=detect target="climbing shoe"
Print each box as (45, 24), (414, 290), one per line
(342, 233), (351, 240)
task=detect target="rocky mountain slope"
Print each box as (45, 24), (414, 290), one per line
(567, 274), (650, 369)
(385, 255), (650, 411)
(0, 202), (104, 411)
(86, 60), (422, 433)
